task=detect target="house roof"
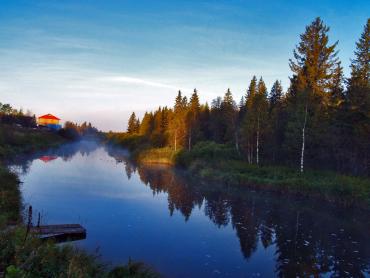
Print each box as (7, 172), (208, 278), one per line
(38, 114), (60, 120)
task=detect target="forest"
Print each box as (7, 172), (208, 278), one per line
(119, 17), (369, 177)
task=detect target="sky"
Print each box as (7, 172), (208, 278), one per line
(0, 0), (369, 131)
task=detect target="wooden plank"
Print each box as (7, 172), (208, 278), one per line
(31, 224), (86, 243)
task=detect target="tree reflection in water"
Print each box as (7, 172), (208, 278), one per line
(116, 156), (370, 277)
(8, 140), (100, 175)
(10, 143), (370, 277)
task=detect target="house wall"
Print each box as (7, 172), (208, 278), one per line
(38, 118), (60, 125)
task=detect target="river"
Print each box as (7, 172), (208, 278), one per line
(9, 140), (370, 277)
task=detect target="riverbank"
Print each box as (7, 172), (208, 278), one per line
(109, 137), (370, 208)
(0, 124), (66, 160)
(0, 125), (159, 277)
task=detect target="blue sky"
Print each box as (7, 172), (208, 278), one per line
(0, 0), (368, 131)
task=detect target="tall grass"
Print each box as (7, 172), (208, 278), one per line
(1, 226), (159, 277)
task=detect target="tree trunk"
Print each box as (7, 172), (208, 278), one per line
(247, 142), (251, 164)
(251, 141), (254, 164)
(174, 130), (177, 151)
(188, 129), (191, 151)
(300, 105), (308, 173)
(235, 131), (239, 154)
(256, 117), (260, 165)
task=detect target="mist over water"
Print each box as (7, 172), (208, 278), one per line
(10, 141), (370, 277)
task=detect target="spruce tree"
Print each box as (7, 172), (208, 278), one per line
(269, 80), (283, 109)
(127, 112), (138, 134)
(268, 81), (285, 163)
(170, 91), (188, 150)
(348, 19), (370, 91)
(187, 89), (201, 150)
(286, 17), (339, 172)
(221, 89), (238, 150)
(242, 77), (258, 163)
(139, 112), (154, 136)
(344, 18), (370, 175)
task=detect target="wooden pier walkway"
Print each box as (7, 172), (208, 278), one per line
(31, 224), (86, 242)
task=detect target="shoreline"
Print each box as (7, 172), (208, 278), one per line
(115, 142), (370, 210)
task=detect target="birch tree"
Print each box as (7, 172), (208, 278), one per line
(287, 17), (339, 172)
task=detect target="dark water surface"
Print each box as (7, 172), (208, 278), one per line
(10, 141), (370, 277)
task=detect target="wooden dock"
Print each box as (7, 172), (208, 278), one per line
(31, 224), (86, 243)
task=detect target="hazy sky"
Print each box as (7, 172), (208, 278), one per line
(0, 0), (368, 131)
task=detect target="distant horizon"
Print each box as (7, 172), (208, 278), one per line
(0, 0), (369, 131)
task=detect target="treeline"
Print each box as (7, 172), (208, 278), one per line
(59, 121), (100, 140)
(0, 103), (37, 128)
(124, 18), (369, 176)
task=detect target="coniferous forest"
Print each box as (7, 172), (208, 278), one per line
(122, 17), (370, 177)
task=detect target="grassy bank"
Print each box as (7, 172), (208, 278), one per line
(109, 135), (370, 208)
(0, 124), (66, 159)
(178, 142), (370, 207)
(0, 224), (159, 277)
(0, 225), (159, 277)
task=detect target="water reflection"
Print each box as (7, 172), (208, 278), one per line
(108, 150), (370, 277)
(9, 140), (99, 175)
(11, 142), (370, 277)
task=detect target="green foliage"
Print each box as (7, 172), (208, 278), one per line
(2, 226), (103, 277)
(0, 124), (66, 159)
(348, 18), (370, 90)
(6, 265), (26, 277)
(107, 133), (149, 152)
(127, 112), (140, 134)
(0, 226), (160, 277)
(0, 103), (36, 128)
(59, 121), (100, 140)
(0, 165), (21, 225)
(108, 259), (160, 278)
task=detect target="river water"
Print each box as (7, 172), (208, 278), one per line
(10, 141), (370, 277)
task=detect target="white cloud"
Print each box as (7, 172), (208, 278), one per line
(98, 76), (182, 90)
